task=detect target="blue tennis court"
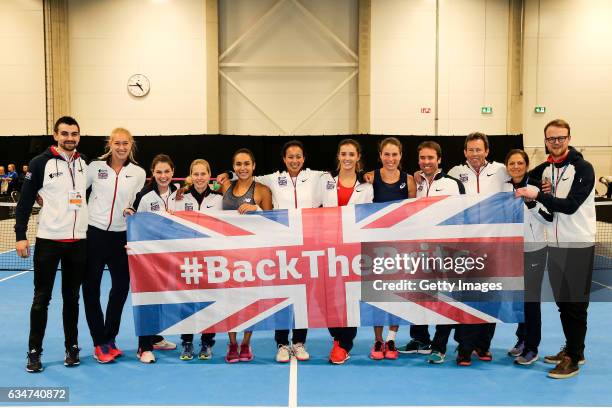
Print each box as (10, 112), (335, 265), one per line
(1, 259), (611, 407)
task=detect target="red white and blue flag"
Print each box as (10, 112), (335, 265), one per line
(127, 192), (524, 336)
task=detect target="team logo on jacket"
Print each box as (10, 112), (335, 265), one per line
(25, 172), (32, 180)
(49, 172), (63, 179)
(400, 183), (406, 189)
(151, 202), (160, 211)
(326, 181), (335, 190)
(185, 203), (194, 211)
(98, 169), (108, 179)
(417, 184), (424, 192)
(459, 173), (469, 183)
(278, 177), (288, 187)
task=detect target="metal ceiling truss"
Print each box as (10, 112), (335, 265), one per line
(220, 0), (358, 134)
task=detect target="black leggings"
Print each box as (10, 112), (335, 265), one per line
(275, 329), (307, 346)
(328, 327), (357, 352)
(83, 226), (131, 346)
(515, 247), (547, 353)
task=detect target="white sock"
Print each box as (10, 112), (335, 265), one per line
(386, 330), (397, 342)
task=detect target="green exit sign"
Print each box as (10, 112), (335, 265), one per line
(481, 106), (493, 114)
(534, 106), (546, 113)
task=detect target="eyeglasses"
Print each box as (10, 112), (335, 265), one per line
(545, 136), (569, 144)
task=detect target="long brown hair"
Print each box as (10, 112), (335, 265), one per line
(336, 138), (363, 172)
(148, 154), (174, 186)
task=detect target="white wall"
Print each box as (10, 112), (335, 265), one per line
(0, 0), (45, 135)
(438, 0), (509, 135)
(219, 0), (358, 135)
(68, 0), (207, 135)
(370, 0), (436, 135)
(371, 0), (509, 136)
(523, 0), (612, 182)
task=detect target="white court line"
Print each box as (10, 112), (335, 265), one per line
(0, 270), (31, 282)
(592, 280), (612, 290)
(288, 356), (298, 408)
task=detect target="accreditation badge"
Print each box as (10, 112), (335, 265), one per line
(68, 190), (84, 210)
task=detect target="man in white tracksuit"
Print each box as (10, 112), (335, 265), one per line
(447, 132), (508, 366)
(402, 141), (465, 364)
(15, 116), (88, 372)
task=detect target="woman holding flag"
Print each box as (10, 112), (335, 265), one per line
(216, 140), (325, 363)
(218, 148), (273, 363)
(321, 139), (373, 364)
(174, 159), (223, 361)
(503, 149), (550, 366)
(126, 154), (179, 363)
(367, 137), (416, 360)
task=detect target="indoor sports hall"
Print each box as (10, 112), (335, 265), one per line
(1, 0), (612, 407)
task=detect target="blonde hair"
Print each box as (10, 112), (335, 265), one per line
(98, 127), (137, 163)
(184, 159), (212, 189)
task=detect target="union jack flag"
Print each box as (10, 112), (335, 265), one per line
(127, 192), (524, 336)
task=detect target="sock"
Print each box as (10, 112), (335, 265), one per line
(386, 330), (397, 342)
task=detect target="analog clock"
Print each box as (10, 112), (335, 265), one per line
(127, 74), (150, 97)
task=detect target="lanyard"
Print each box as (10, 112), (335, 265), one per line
(158, 190), (170, 211)
(60, 152), (77, 190)
(511, 176), (529, 192)
(550, 164), (569, 197)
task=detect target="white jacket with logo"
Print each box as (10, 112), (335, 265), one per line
(448, 161), (508, 194)
(132, 183), (178, 214)
(15, 146), (88, 240)
(320, 172), (374, 207)
(87, 160), (146, 231)
(415, 170), (465, 198)
(254, 168), (324, 209)
(529, 148), (596, 246)
(502, 178), (551, 252)
(173, 187), (223, 211)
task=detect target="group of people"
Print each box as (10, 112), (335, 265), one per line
(14, 116), (596, 380)
(0, 163), (27, 195)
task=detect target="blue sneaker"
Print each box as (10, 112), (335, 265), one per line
(508, 340), (524, 357)
(180, 342), (194, 361)
(428, 350), (445, 364)
(515, 350), (538, 365)
(199, 343), (212, 360)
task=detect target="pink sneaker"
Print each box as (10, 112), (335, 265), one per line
(384, 340), (399, 360)
(370, 341), (385, 360)
(239, 344), (253, 362)
(225, 343), (239, 363)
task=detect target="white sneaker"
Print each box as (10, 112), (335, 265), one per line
(292, 343), (310, 361)
(137, 350), (156, 364)
(153, 339), (176, 350)
(276, 345), (291, 363)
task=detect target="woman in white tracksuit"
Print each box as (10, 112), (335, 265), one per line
(83, 128), (146, 364)
(503, 149), (551, 366)
(126, 154), (179, 363)
(217, 140), (324, 363)
(323, 139), (373, 364)
(175, 159), (223, 361)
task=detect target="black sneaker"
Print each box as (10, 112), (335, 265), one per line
(399, 339), (432, 354)
(64, 345), (80, 367)
(456, 351), (472, 366)
(26, 349), (43, 373)
(474, 348), (493, 361)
